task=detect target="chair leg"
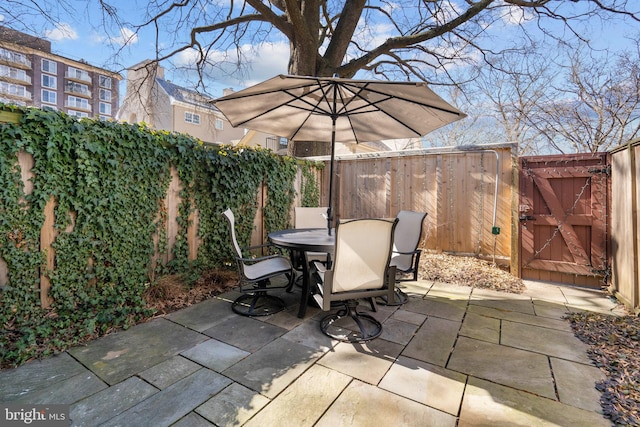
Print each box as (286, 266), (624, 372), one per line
(319, 300), (382, 343)
(285, 272), (296, 293)
(377, 286), (408, 306)
(232, 280), (285, 316)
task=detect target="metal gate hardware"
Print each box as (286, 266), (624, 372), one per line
(588, 165), (611, 176)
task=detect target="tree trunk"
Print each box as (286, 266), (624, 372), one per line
(288, 140), (332, 157)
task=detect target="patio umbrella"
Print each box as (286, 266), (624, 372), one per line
(211, 74), (466, 234)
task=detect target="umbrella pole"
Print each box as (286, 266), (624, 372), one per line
(327, 118), (336, 236)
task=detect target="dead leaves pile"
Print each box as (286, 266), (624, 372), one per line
(566, 312), (640, 426)
(418, 252), (526, 293)
(144, 269), (238, 315)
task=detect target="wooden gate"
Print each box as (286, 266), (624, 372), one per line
(519, 153), (610, 287)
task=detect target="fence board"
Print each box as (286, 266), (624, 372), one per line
(164, 168), (182, 264)
(39, 197), (56, 307)
(610, 140), (640, 313)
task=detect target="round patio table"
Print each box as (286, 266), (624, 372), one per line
(268, 228), (335, 318)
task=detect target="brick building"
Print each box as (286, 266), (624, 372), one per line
(0, 26), (121, 120)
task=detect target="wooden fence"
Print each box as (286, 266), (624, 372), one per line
(610, 139), (640, 313)
(1, 143), (517, 307)
(313, 143), (517, 269)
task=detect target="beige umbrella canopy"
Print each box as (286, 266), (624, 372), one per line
(212, 74), (466, 233)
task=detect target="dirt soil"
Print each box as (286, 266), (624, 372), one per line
(143, 269), (239, 315)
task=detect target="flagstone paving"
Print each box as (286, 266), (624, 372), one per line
(0, 278), (625, 426)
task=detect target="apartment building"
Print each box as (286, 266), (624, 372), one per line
(117, 60), (245, 145)
(0, 26), (121, 120)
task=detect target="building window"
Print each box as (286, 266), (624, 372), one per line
(185, 112), (200, 124)
(99, 75), (112, 89)
(42, 74), (57, 89)
(41, 59), (57, 74)
(215, 118), (224, 130)
(67, 110), (89, 118)
(99, 102), (112, 115)
(66, 95), (89, 110)
(99, 88), (111, 102)
(41, 89), (57, 104)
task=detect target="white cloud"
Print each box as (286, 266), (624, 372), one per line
(501, 5), (535, 26)
(111, 27), (138, 47)
(175, 40), (289, 88)
(44, 23), (78, 41)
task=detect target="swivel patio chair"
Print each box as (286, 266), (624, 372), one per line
(222, 208), (295, 316)
(311, 218), (397, 342)
(379, 210), (427, 306)
(292, 206), (330, 276)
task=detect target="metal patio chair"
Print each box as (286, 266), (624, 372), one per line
(311, 218), (397, 342)
(222, 208), (294, 316)
(379, 210), (427, 305)
(292, 206), (330, 275)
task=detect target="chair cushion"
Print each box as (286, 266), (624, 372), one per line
(243, 256), (291, 280)
(294, 207), (328, 229)
(390, 252), (414, 271)
(331, 219), (395, 293)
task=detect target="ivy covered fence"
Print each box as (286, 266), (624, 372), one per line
(0, 105), (320, 367)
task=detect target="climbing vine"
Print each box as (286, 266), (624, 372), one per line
(300, 160), (322, 207)
(0, 105), (321, 367)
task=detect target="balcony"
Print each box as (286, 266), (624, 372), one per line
(64, 100), (92, 112)
(65, 71), (92, 84)
(64, 82), (91, 97)
(0, 85), (31, 100)
(0, 67), (31, 85)
(0, 48), (32, 69)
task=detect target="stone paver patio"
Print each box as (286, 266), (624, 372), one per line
(0, 278), (625, 426)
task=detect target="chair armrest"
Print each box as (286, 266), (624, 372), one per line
(312, 261), (327, 274)
(237, 254), (282, 264)
(242, 243), (274, 251)
(241, 243), (286, 259)
(392, 248), (422, 256)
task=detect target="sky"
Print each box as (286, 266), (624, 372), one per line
(1, 1), (638, 100)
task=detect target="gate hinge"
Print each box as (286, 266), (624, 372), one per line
(588, 165), (611, 176)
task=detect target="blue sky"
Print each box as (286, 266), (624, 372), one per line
(1, 1), (638, 99)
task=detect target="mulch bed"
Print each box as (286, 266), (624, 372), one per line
(143, 269), (239, 315)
